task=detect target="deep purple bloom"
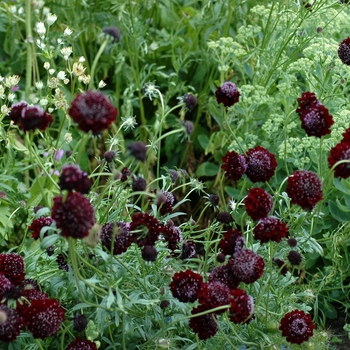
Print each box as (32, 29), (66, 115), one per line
(59, 165), (92, 194)
(183, 93), (198, 110)
(132, 176), (147, 191)
(73, 313), (88, 332)
(229, 289), (254, 324)
(197, 281), (231, 313)
(338, 37), (350, 65)
(29, 216), (54, 240)
(215, 82), (240, 107)
(253, 217), (288, 244)
(102, 26), (121, 42)
(0, 305), (24, 342)
(217, 211), (234, 224)
(208, 265), (240, 290)
(0, 253), (25, 286)
(189, 304), (218, 340)
(101, 222), (131, 255)
(287, 250), (302, 266)
(244, 187), (273, 220)
(104, 150), (116, 163)
(328, 141), (350, 179)
(141, 245), (158, 261)
(221, 150), (247, 181)
(127, 142), (147, 162)
(219, 228), (245, 256)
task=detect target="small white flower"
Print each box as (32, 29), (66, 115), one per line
(36, 39), (45, 50)
(63, 78), (70, 85)
(9, 6), (16, 14)
(18, 7), (24, 15)
(1, 105), (10, 115)
(98, 80), (106, 88)
(35, 22), (46, 37)
(40, 98), (48, 106)
(64, 27), (73, 36)
(60, 46), (72, 60)
(229, 199), (237, 211)
(49, 68), (55, 75)
(121, 116), (137, 131)
(78, 56), (86, 63)
(79, 74), (90, 85)
(57, 38), (63, 45)
(43, 62), (50, 70)
(0, 86), (5, 99)
(8, 93), (15, 102)
(57, 71), (66, 80)
(48, 107), (54, 113)
(35, 81), (44, 90)
(46, 13), (57, 26)
(72, 62), (86, 76)
(42, 6), (50, 14)
(4, 75), (20, 89)
(64, 133), (72, 143)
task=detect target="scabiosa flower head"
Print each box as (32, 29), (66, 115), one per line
(245, 146), (277, 183)
(219, 228), (245, 256)
(66, 338), (98, 350)
(288, 237), (298, 247)
(189, 304), (218, 340)
(253, 217), (288, 244)
(169, 269), (203, 303)
(217, 252), (226, 263)
(286, 170), (323, 210)
(102, 26), (121, 42)
(0, 275), (12, 300)
(104, 150), (116, 163)
(208, 194), (219, 207)
(341, 127), (350, 143)
(183, 93), (198, 110)
(208, 265), (240, 290)
(0, 305), (24, 342)
(181, 240), (196, 260)
(141, 245), (158, 262)
(163, 225), (182, 252)
(73, 313), (88, 332)
(101, 221), (132, 255)
(68, 91), (117, 134)
(22, 278), (40, 291)
(228, 249), (265, 284)
(17, 289), (48, 314)
(59, 165), (92, 194)
(217, 211), (234, 224)
(215, 81), (240, 107)
(296, 92), (321, 114)
(197, 281), (231, 313)
(169, 169), (179, 183)
(279, 310), (314, 344)
(52, 192), (95, 239)
(287, 250), (302, 266)
(273, 258), (289, 276)
(127, 141), (147, 162)
(245, 187), (273, 220)
(29, 216), (54, 240)
(0, 253), (25, 285)
(157, 191), (174, 215)
(338, 37), (350, 65)
(229, 289), (254, 324)
(221, 150), (247, 181)
(23, 298), (65, 339)
(328, 141), (350, 179)
(130, 212), (167, 247)
(120, 166), (132, 182)
(56, 254), (69, 272)
(9, 101), (28, 125)
(132, 176), (147, 192)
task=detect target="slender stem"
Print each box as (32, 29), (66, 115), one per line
(88, 39), (108, 90)
(25, 0), (33, 98)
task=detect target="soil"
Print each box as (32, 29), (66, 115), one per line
(327, 312), (350, 349)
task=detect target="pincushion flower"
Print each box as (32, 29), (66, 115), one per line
(157, 191), (174, 215)
(169, 269), (203, 303)
(52, 192), (95, 239)
(29, 216), (54, 240)
(17, 289), (48, 314)
(0, 253), (25, 285)
(279, 310), (314, 344)
(221, 150), (247, 181)
(127, 141), (147, 162)
(296, 92), (320, 112)
(286, 170), (323, 210)
(338, 37), (350, 65)
(189, 304), (218, 340)
(10, 102), (53, 133)
(244, 187), (273, 220)
(68, 91), (117, 134)
(59, 165), (92, 194)
(197, 281), (231, 313)
(215, 81), (240, 107)
(183, 93), (198, 110)
(287, 250), (303, 266)
(217, 211), (234, 224)
(0, 305), (24, 342)
(22, 298), (65, 339)
(253, 217), (288, 244)
(219, 228), (245, 256)
(209, 265), (240, 290)
(229, 288), (254, 324)
(245, 146), (277, 183)
(66, 338), (98, 350)
(228, 249), (265, 284)
(73, 313), (88, 332)
(0, 275), (12, 300)
(101, 222), (132, 255)
(328, 141), (350, 179)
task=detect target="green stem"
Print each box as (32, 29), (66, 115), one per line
(88, 39), (108, 90)
(25, 0), (33, 98)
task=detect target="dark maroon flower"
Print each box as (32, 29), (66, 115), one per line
(189, 304), (218, 340)
(287, 238), (298, 247)
(120, 167), (132, 182)
(157, 191), (174, 215)
(52, 192), (95, 239)
(0, 304), (24, 342)
(46, 245), (55, 256)
(208, 265), (240, 290)
(182, 120), (194, 135)
(216, 253), (226, 263)
(296, 92), (321, 114)
(59, 165), (92, 194)
(22, 298), (65, 339)
(228, 249), (265, 284)
(73, 313), (88, 332)
(17, 289), (48, 314)
(141, 245), (158, 261)
(163, 225), (182, 252)
(127, 142), (147, 162)
(169, 269), (203, 303)
(101, 222), (131, 255)
(29, 216), (54, 240)
(219, 228), (245, 256)
(341, 127), (350, 143)
(22, 278), (40, 291)
(253, 217), (288, 244)
(132, 176), (147, 191)
(280, 310), (314, 344)
(0, 275), (12, 300)
(299, 105), (333, 138)
(273, 258), (289, 276)
(66, 338), (98, 350)
(208, 194), (219, 207)
(328, 141), (350, 179)
(68, 91), (117, 134)
(104, 150), (116, 163)
(338, 37), (350, 65)
(181, 240), (196, 260)
(56, 254), (69, 272)
(183, 93), (198, 110)
(217, 211), (233, 224)
(286, 170), (323, 210)
(229, 289), (254, 324)
(102, 26), (121, 42)
(160, 300), (170, 309)
(197, 281), (231, 313)
(130, 212), (164, 247)
(245, 187), (273, 220)
(10, 103), (53, 133)
(245, 146), (277, 183)
(287, 251), (302, 266)
(0, 253), (25, 285)
(169, 169), (179, 183)
(221, 150), (247, 181)
(215, 82), (240, 107)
